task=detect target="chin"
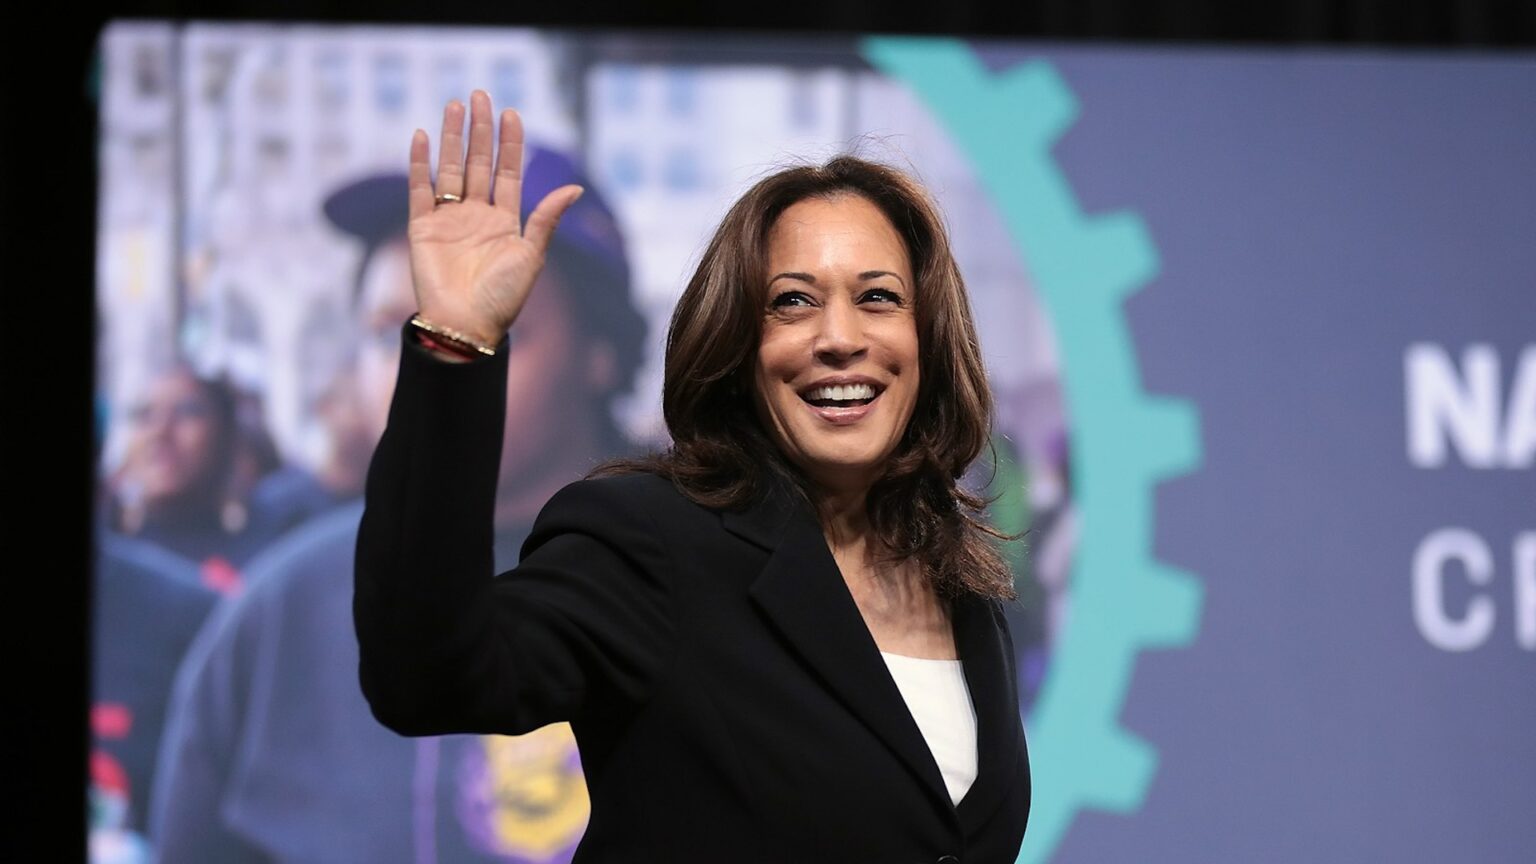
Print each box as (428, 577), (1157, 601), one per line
(794, 451), (893, 491)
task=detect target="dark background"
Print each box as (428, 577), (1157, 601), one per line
(6, 1), (1533, 859)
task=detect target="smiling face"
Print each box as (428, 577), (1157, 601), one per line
(753, 194), (920, 497)
(122, 368), (225, 506)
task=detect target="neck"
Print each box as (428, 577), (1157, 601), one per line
(140, 485), (225, 528)
(815, 480), (944, 647)
(814, 484), (873, 553)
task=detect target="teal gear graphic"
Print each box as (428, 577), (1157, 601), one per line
(862, 38), (1205, 863)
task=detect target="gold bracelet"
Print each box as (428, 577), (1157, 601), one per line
(408, 313), (499, 357)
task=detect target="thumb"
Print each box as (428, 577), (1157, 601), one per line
(523, 184), (584, 254)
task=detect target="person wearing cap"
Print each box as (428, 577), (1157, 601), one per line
(355, 92), (1029, 862)
(147, 143), (646, 863)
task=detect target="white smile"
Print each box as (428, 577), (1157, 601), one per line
(800, 383), (881, 407)
(809, 383), (874, 400)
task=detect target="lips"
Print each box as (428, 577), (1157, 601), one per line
(797, 378), (885, 425)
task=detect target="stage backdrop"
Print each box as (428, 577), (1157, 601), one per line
(91, 22), (1533, 864)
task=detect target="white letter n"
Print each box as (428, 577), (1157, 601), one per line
(1405, 343), (1501, 468)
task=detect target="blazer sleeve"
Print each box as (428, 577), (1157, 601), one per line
(354, 325), (674, 737)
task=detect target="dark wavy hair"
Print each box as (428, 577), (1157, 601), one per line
(595, 155), (1013, 601)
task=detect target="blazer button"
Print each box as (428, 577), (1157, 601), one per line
(936, 857), (960, 864)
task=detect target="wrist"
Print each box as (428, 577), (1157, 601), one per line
(415, 308), (504, 349)
(412, 330), (476, 363)
(408, 313), (500, 359)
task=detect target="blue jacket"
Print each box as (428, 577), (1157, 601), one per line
(149, 501), (587, 863)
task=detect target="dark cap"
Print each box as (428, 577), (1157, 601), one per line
(322, 144), (630, 299)
(322, 145), (647, 416)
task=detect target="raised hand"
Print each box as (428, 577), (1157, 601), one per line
(407, 90), (584, 349)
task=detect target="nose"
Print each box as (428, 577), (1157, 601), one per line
(131, 402), (173, 437)
(813, 294), (867, 366)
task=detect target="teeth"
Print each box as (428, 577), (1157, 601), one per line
(808, 383), (876, 401)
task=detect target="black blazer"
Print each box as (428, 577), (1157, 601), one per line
(355, 331), (1030, 864)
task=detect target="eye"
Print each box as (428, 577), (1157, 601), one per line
(860, 288), (905, 306)
(769, 290), (814, 308)
(170, 400), (212, 422)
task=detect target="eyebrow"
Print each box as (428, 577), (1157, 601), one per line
(768, 270), (908, 288)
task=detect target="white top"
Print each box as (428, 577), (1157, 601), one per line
(879, 651), (978, 806)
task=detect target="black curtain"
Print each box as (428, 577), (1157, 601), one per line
(52, 0), (1536, 43)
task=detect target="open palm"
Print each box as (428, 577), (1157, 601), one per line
(407, 90), (583, 348)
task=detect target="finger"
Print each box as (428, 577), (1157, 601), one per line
(490, 107), (525, 225)
(408, 130), (435, 221)
(435, 99), (467, 198)
(523, 184), (584, 254)
(463, 90), (495, 204)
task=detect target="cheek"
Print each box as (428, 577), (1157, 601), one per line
(887, 325), (920, 391)
(167, 420), (207, 461)
(124, 425), (154, 459)
(902, 346), (921, 405)
(502, 323), (585, 409)
(751, 343), (794, 443)
(502, 353), (566, 419)
(501, 283), (585, 419)
(877, 331), (921, 438)
(754, 330), (799, 395)
(499, 337), (588, 462)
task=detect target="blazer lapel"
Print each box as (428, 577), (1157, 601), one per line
(724, 481), (957, 816)
(951, 592), (1025, 831)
